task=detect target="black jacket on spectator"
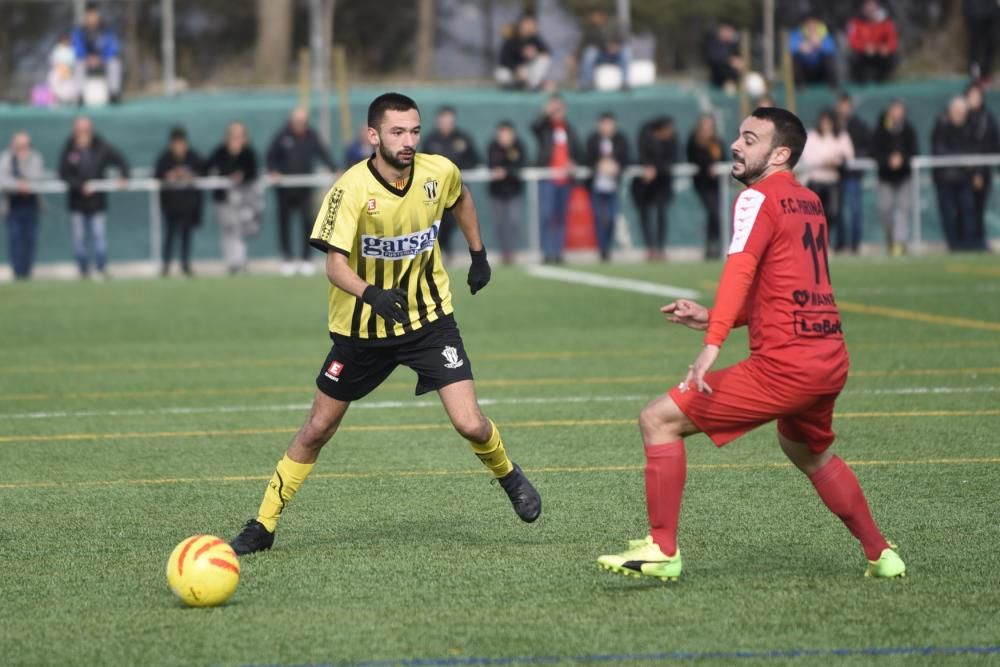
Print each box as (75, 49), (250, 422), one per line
(206, 145), (258, 203)
(155, 149), (204, 224)
(871, 114), (918, 184)
(686, 134), (724, 190)
(58, 134), (130, 214)
(531, 115), (583, 167)
(842, 115), (872, 177)
(499, 35), (550, 71)
(702, 32), (740, 87)
(931, 115), (979, 183)
(584, 131), (630, 190)
(265, 126), (335, 194)
(487, 138), (526, 199)
(423, 129), (481, 169)
(632, 121), (677, 203)
(968, 105), (1000, 171)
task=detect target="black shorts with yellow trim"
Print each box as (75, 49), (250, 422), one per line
(315, 315), (474, 402)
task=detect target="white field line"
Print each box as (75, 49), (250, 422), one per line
(1, 386), (996, 421)
(524, 265), (701, 300)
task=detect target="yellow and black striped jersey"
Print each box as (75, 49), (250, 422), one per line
(309, 153), (463, 344)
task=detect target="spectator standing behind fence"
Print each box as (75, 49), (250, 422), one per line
(932, 97), (979, 252)
(58, 117), (129, 280)
(966, 83), (998, 251)
(423, 107), (481, 260)
(574, 7), (629, 90)
(702, 22), (744, 93)
(632, 116), (677, 262)
(965, 0), (1000, 84)
(155, 127), (204, 278)
(872, 101), (917, 256)
(847, 0), (898, 84)
(267, 108), (336, 277)
(207, 122), (260, 276)
(585, 112), (629, 262)
(686, 114), (725, 259)
(487, 121), (526, 265)
(802, 109), (854, 252)
(789, 16), (837, 88)
(836, 94), (871, 254)
(533, 95), (581, 264)
(496, 13), (553, 91)
(71, 3), (122, 105)
(0, 133), (44, 281)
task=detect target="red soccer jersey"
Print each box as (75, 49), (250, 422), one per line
(706, 170), (849, 393)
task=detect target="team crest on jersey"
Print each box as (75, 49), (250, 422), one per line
(367, 198), (377, 213)
(442, 346), (464, 369)
(423, 178), (439, 200)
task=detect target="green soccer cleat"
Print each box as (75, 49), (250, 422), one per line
(598, 537), (682, 582)
(865, 547), (906, 578)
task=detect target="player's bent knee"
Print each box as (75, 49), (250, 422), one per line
(639, 395), (696, 442)
(453, 413), (490, 442)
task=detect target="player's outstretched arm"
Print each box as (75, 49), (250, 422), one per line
(451, 183), (492, 294)
(326, 252), (408, 324)
(661, 300), (709, 330)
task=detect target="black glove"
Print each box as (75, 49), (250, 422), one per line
(467, 247), (491, 295)
(361, 285), (409, 325)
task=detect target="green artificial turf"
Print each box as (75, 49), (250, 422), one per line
(1, 254), (999, 667)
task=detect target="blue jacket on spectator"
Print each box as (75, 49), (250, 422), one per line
(788, 28), (836, 68)
(71, 24), (120, 61)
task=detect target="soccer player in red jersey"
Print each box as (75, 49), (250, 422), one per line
(598, 107), (905, 581)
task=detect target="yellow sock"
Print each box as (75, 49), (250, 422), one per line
(468, 419), (514, 478)
(256, 454), (315, 532)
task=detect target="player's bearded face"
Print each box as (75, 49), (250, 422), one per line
(373, 109), (421, 171)
(730, 119), (773, 185)
(377, 135), (416, 170)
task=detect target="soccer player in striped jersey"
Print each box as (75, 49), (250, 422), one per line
(598, 107), (903, 581)
(230, 93), (541, 555)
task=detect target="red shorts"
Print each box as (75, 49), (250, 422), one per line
(668, 359), (842, 454)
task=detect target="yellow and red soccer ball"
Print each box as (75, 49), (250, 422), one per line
(166, 535), (240, 607)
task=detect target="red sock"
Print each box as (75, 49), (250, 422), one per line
(808, 456), (890, 561)
(644, 440), (686, 557)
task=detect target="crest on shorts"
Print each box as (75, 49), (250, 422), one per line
(442, 346), (464, 369)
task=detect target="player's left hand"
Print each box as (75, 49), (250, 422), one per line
(467, 247), (491, 295)
(682, 344), (720, 394)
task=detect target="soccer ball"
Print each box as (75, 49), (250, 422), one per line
(166, 535), (240, 607)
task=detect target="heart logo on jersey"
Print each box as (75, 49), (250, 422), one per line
(792, 290), (810, 307)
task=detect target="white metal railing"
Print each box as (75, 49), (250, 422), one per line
(4, 153), (999, 262)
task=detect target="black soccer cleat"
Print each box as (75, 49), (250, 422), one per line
(497, 463), (542, 523)
(230, 519), (275, 555)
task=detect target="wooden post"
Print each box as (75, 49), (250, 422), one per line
(298, 48), (311, 112)
(781, 29), (796, 113)
(738, 29), (751, 118)
(333, 46), (352, 146)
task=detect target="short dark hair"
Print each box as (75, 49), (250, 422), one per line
(437, 105), (456, 117)
(599, 111), (616, 121)
(85, 2), (99, 12)
(751, 106), (806, 168)
(367, 93), (419, 128)
(168, 126), (187, 142)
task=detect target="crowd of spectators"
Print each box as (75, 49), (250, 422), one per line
(2, 86), (998, 281)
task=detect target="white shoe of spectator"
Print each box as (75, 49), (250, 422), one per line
(280, 261), (297, 277)
(299, 260), (317, 276)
